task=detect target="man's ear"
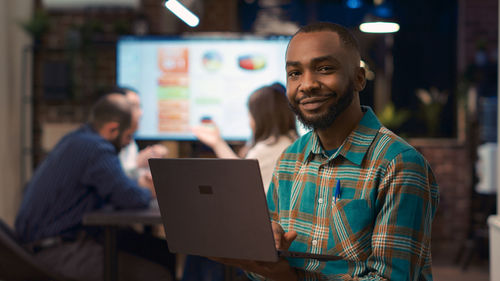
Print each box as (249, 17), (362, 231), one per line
(99, 121), (120, 141)
(354, 66), (366, 92)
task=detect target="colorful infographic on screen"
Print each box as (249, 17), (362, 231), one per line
(117, 36), (290, 140)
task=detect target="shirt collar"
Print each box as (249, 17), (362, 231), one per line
(82, 123), (98, 134)
(304, 106), (382, 165)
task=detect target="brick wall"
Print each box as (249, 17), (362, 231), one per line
(410, 139), (473, 258)
(459, 0), (498, 71)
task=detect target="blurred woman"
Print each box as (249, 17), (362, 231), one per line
(192, 82), (298, 193)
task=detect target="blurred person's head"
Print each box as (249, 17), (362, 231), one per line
(88, 93), (136, 153)
(107, 86), (142, 117)
(248, 82), (297, 145)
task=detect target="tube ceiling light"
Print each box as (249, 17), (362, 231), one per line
(164, 0), (199, 27)
(360, 21), (400, 33)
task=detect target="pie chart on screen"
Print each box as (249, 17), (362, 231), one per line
(202, 51), (223, 71)
(238, 55), (267, 71)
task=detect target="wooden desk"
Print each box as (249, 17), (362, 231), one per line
(83, 208), (162, 281)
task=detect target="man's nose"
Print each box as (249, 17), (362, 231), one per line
(300, 71), (320, 93)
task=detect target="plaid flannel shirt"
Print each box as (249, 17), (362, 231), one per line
(250, 106), (439, 281)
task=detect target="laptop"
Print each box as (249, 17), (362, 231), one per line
(149, 158), (342, 262)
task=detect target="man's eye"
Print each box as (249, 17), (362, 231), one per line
(287, 71), (301, 78)
(318, 66), (333, 72)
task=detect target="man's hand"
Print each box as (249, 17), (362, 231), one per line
(272, 222), (297, 251)
(209, 222), (298, 281)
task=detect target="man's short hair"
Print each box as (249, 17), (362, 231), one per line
(293, 22), (360, 54)
(88, 93), (132, 133)
(105, 86), (139, 96)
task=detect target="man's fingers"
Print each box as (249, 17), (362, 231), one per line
(272, 222), (298, 250)
(283, 230), (298, 250)
(273, 234), (282, 249)
(272, 222), (285, 249)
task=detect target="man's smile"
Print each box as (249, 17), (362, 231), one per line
(297, 94), (336, 111)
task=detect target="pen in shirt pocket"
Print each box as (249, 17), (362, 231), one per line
(334, 179), (341, 203)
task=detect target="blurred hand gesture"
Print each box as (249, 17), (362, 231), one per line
(191, 121), (224, 149)
(137, 144), (169, 168)
(137, 170), (155, 197)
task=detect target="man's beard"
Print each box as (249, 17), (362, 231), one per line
(289, 82), (355, 131)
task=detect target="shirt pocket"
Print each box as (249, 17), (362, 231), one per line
(328, 199), (373, 261)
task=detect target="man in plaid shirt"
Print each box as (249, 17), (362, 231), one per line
(217, 22), (439, 281)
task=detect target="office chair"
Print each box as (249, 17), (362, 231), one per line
(0, 218), (73, 281)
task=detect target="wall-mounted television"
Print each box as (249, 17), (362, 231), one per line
(117, 35), (291, 141)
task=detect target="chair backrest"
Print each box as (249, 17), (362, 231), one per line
(0, 219), (72, 281)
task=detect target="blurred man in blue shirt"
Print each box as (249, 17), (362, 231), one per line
(16, 93), (174, 281)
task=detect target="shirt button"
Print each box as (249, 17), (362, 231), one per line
(318, 198), (324, 204)
(312, 240), (318, 246)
